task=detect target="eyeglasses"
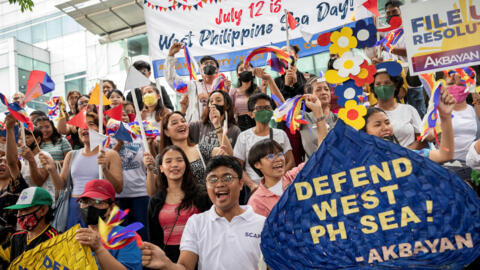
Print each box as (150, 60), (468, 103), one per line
(254, 105), (272, 111)
(78, 101), (88, 106)
(264, 152), (284, 161)
(78, 198), (110, 206)
(206, 174), (238, 185)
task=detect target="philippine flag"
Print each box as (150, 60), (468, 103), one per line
(23, 70), (55, 105)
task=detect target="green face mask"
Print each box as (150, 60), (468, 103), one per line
(254, 110), (273, 124)
(374, 85), (395, 100)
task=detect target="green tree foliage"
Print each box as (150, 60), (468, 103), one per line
(9, 0), (34, 12)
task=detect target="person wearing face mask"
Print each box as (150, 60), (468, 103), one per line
(446, 72), (479, 161)
(130, 60), (174, 112)
(75, 179), (142, 270)
(57, 95), (91, 150)
(141, 86), (170, 129)
(361, 86), (456, 164)
(40, 112), (123, 230)
(18, 128), (56, 203)
(230, 62), (262, 131)
(166, 42), (231, 123)
(1, 187), (57, 265)
(371, 68), (423, 149)
(0, 114), (29, 268)
(365, 1), (427, 119)
(233, 93), (295, 196)
(188, 90), (239, 158)
(247, 94), (328, 217)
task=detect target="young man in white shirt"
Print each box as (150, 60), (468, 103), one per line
(234, 93), (295, 187)
(165, 42), (231, 123)
(141, 155), (265, 270)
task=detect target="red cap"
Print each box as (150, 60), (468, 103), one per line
(78, 179), (115, 201)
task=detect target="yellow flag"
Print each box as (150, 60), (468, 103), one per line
(9, 224), (98, 270)
(88, 83), (111, 105)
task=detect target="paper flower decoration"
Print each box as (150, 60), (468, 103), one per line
(329, 27), (357, 56)
(334, 80), (363, 107)
(338, 100), (367, 130)
(325, 70), (349, 84)
(333, 51), (364, 78)
(99, 206), (143, 250)
(349, 61), (377, 87)
(353, 20), (377, 48)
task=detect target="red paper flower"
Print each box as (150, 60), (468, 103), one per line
(349, 61), (377, 87)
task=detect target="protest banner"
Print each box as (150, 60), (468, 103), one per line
(261, 120), (480, 269)
(9, 224), (98, 270)
(402, 0), (480, 75)
(143, 0), (372, 77)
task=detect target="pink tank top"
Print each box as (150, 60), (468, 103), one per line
(159, 203), (200, 245)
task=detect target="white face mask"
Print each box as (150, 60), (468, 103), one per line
(0, 143), (5, 153)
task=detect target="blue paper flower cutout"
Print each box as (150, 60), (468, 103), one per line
(334, 80), (363, 107)
(354, 20), (377, 48)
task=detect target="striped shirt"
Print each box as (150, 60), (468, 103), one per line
(40, 138), (72, 161)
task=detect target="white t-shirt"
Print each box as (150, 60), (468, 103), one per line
(20, 151), (56, 204)
(466, 141), (480, 170)
(180, 205), (265, 270)
(109, 138), (147, 198)
(452, 105), (477, 161)
(268, 180), (283, 196)
(382, 103), (422, 147)
(234, 128), (292, 183)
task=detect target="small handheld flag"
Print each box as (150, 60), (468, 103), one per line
(23, 70), (55, 105)
(0, 93), (33, 131)
(184, 46), (199, 81)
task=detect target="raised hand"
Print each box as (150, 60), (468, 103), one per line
(438, 87), (456, 118)
(168, 42), (183, 57)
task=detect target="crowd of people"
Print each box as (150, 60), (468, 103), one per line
(1, 1), (480, 269)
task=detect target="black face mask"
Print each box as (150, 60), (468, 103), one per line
(387, 14), (400, 24)
(213, 104), (225, 116)
(80, 206), (108, 225)
(28, 141), (36, 151)
(238, 71), (254, 83)
(203, 65), (217, 76)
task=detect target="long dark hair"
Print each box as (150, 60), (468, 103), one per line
(159, 111), (195, 153)
(106, 89), (125, 110)
(201, 90), (236, 125)
(142, 86), (167, 123)
(33, 116), (62, 145)
(156, 145), (201, 212)
(236, 61), (258, 96)
(361, 107), (400, 144)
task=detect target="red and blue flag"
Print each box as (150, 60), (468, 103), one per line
(23, 70), (55, 105)
(0, 93), (34, 131)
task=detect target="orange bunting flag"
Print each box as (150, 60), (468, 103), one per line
(88, 83), (111, 106)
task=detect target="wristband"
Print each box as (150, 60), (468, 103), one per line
(316, 115), (326, 122)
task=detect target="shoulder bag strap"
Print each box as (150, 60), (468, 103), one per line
(66, 150), (78, 190)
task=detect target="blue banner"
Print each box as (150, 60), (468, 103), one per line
(261, 120), (480, 269)
(152, 19), (371, 78)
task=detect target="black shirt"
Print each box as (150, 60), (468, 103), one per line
(9, 225), (58, 263)
(274, 70), (307, 100)
(0, 175), (28, 231)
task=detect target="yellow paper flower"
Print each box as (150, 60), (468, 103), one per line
(338, 100), (367, 130)
(330, 27), (358, 56)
